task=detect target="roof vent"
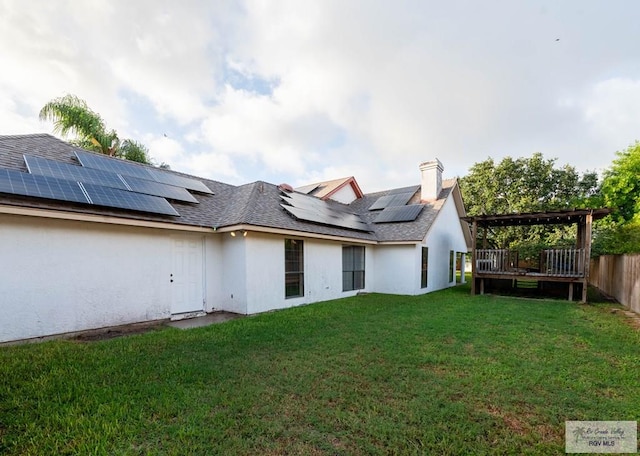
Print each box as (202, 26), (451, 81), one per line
(278, 183), (294, 193)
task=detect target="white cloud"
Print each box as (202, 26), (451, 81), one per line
(1, 0), (640, 189)
(146, 134), (239, 181)
(582, 77), (640, 150)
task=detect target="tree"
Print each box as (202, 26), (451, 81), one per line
(461, 153), (598, 216)
(589, 142), (640, 255)
(39, 94), (153, 165)
(591, 220), (640, 255)
(599, 141), (640, 223)
(459, 153), (599, 255)
(119, 139), (150, 164)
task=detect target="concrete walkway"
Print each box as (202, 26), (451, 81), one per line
(167, 311), (243, 329)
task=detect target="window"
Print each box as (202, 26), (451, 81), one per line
(343, 245), (365, 291)
(285, 239), (304, 298)
(421, 247), (428, 288)
(449, 250), (455, 283)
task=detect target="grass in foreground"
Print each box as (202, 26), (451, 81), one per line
(1, 286), (639, 455)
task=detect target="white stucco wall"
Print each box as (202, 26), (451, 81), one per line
(225, 232), (372, 315)
(0, 214), (218, 343)
(372, 245), (416, 294)
(421, 194), (469, 293)
(0, 215), (169, 342)
(218, 233), (248, 314)
(371, 194), (468, 296)
(204, 236), (223, 313)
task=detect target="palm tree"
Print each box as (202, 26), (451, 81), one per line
(39, 94), (151, 164)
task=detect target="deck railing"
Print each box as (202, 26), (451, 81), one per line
(542, 248), (585, 277)
(475, 249), (515, 273)
(475, 248), (585, 277)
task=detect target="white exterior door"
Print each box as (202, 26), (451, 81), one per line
(171, 236), (205, 315)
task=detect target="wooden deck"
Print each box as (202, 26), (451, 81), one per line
(463, 209), (612, 302)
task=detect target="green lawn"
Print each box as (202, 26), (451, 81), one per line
(1, 286), (639, 455)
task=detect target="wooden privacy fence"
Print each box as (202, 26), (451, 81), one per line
(589, 254), (640, 314)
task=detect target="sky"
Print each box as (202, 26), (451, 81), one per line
(1, 0), (640, 192)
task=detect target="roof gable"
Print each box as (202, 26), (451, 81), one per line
(295, 176), (363, 203)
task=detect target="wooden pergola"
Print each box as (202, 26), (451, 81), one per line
(463, 208), (611, 302)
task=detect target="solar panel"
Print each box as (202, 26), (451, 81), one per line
(146, 168), (213, 194)
(368, 195), (394, 210)
(280, 193), (370, 232)
(82, 183), (179, 216)
(389, 185), (420, 195)
(75, 150), (155, 180)
(24, 154), (129, 191)
(374, 204), (425, 223)
(75, 150), (213, 194)
(284, 191), (329, 210)
(369, 191), (415, 210)
(0, 169), (88, 204)
(120, 176), (199, 203)
(295, 183), (320, 194)
(281, 204), (370, 232)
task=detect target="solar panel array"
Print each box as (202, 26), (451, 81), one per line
(75, 150), (212, 194)
(280, 192), (370, 232)
(0, 147), (220, 217)
(0, 168), (88, 204)
(368, 191), (415, 210)
(0, 169), (179, 216)
(24, 154), (199, 204)
(374, 204), (425, 223)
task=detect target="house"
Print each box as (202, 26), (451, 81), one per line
(0, 134), (471, 343)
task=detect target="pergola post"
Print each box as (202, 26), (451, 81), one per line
(471, 220), (478, 295)
(581, 212), (593, 303)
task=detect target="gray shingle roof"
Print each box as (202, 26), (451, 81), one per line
(0, 134), (457, 243)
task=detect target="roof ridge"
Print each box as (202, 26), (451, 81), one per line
(239, 181), (265, 222)
(363, 184), (420, 198)
(0, 132), (57, 140)
(297, 176), (352, 187)
(216, 181), (264, 226)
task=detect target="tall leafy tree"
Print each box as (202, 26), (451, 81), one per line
(39, 94), (151, 165)
(600, 141), (640, 223)
(461, 153), (598, 216)
(590, 142), (640, 255)
(460, 153), (599, 256)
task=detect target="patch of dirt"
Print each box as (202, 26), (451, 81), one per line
(485, 404), (528, 435)
(609, 308), (640, 330)
(73, 322), (164, 342)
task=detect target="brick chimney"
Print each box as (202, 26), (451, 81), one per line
(419, 159), (443, 201)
